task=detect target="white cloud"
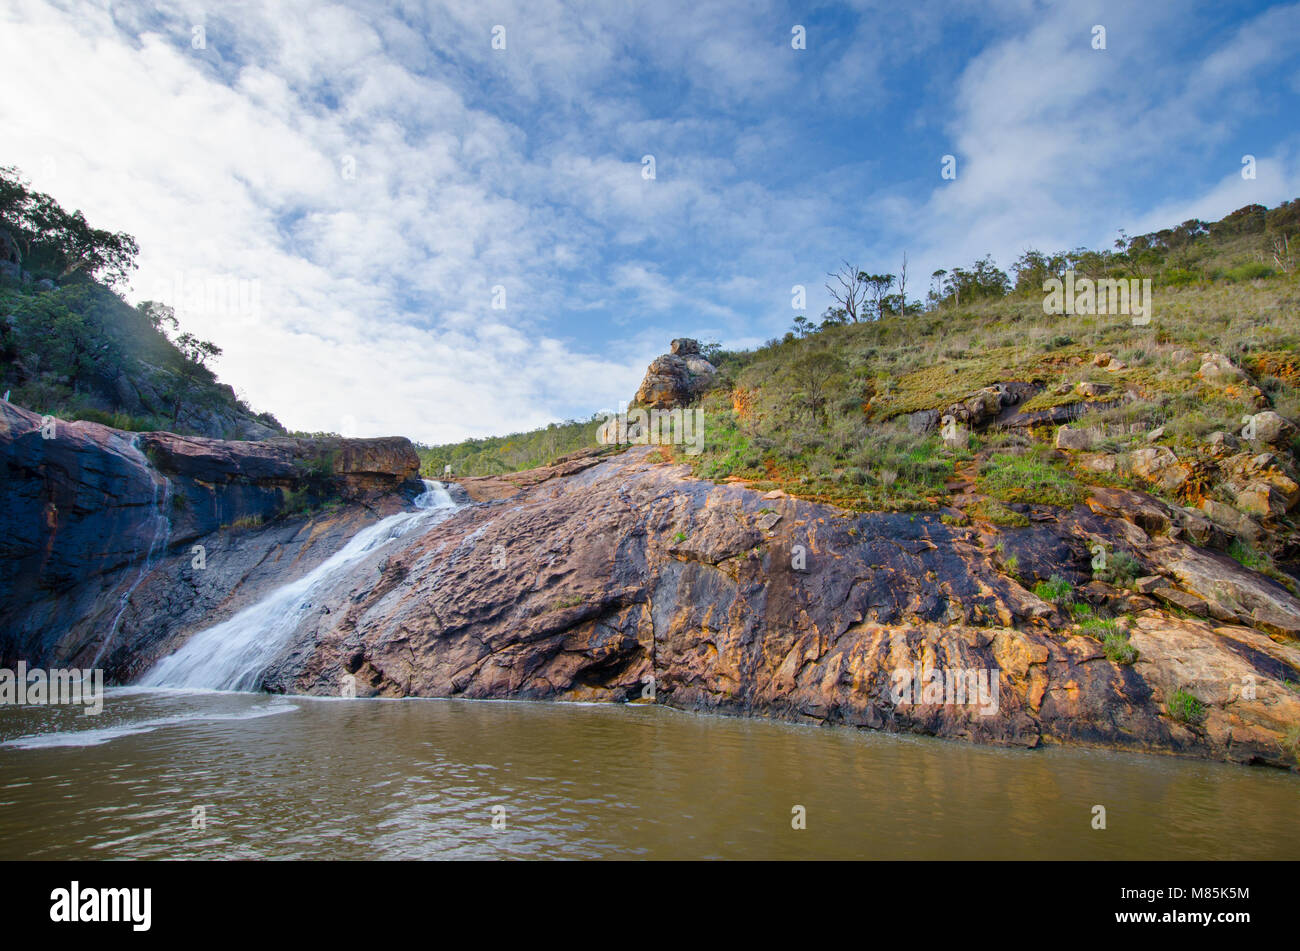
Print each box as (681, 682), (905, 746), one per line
(3, 0), (1297, 447)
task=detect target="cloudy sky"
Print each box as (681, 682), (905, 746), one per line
(3, 0), (1298, 443)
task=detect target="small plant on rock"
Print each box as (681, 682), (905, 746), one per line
(1167, 688), (1206, 724)
(1034, 574), (1073, 606)
(1103, 633), (1139, 665)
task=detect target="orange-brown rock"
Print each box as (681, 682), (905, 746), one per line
(229, 448), (1300, 768)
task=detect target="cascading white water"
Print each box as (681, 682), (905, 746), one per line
(139, 480), (459, 692)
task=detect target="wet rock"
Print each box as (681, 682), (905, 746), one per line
(0, 400), (422, 668)
(7, 423), (1300, 769)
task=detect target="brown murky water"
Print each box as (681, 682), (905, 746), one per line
(1, 689), (1296, 859)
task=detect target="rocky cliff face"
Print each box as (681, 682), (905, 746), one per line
(4, 401), (1299, 769)
(235, 446), (1299, 768)
(0, 400), (422, 671)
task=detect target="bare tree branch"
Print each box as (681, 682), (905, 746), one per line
(825, 261), (868, 323)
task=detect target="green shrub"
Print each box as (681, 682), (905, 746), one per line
(1284, 726), (1300, 766)
(1034, 575), (1073, 605)
(1224, 262), (1275, 283)
(1078, 614), (1120, 638)
(1166, 688), (1206, 724)
(1160, 267), (1201, 286)
(971, 498), (1030, 526)
(1228, 539), (1269, 571)
(1103, 632), (1139, 665)
(1094, 547), (1143, 588)
(977, 451), (1082, 507)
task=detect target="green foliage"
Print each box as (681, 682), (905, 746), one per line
(1034, 575), (1073, 605)
(1228, 539), (1269, 571)
(413, 195), (1300, 532)
(1077, 613), (1119, 637)
(1166, 688), (1206, 724)
(415, 415), (605, 478)
(934, 255), (1010, 305)
(1284, 726), (1300, 766)
(0, 167), (272, 438)
(1223, 262), (1274, 282)
(1103, 632), (1139, 665)
(978, 450), (1083, 507)
(1093, 547), (1143, 589)
(1, 165), (138, 286)
(971, 498), (1030, 526)
(279, 486), (318, 517)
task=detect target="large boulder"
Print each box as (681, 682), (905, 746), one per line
(940, 381), (1042, 430)
(633, 338), (717, 408)
(1129, 445), (1191, 495)
(1242, 411), (1297, 448)
(1220, 451), (1299, 516)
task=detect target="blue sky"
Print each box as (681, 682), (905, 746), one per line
(2, 0), (1298, 443)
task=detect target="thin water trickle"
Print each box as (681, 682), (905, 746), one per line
(138, 480), (459, 691)
(92, 439), (174, 666)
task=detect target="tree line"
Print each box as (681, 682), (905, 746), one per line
(792, 199), (1300, 338)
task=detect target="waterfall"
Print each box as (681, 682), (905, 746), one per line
(138, 480), (459, 692)
(92, 439), (174, 666)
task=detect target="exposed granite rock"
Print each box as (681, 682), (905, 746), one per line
(1243, 411), (1297, 448)
(633, 338), (717, 408)
(218, 447), (1300, 768)
(1055, 426), (1095, 451)
(7, 411), (1300, 769)
(1130, 445), (1191, 495)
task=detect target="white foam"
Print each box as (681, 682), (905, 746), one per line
(139, 481), (460, 691)
(1, 702), (298, 749)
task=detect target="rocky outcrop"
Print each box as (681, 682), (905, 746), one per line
(148, 445), (1295, 770)
(0, 401), (422, 668)
(633, 338), (717, 408)
(6, 404), (1300, 769)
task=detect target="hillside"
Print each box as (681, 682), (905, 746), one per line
(425, 199), (1300, 591)
(0, 166), (283, 439)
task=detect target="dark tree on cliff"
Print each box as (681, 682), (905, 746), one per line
(0, 166), (139, 287)
(168, 332), (223, 426)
